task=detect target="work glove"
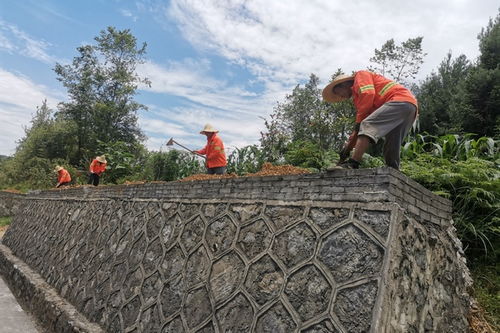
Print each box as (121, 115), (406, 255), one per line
(338, 145), (351, 163)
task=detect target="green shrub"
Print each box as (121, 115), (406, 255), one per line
(227, 145), (267, 175)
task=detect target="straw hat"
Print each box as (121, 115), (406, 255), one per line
(54, 165), (63, 172)
(322, 74), (355, 103)
(200, 123), (218, 134)
(96, 155), (107, 163)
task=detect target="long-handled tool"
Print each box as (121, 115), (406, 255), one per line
(166, 137), (206, 159)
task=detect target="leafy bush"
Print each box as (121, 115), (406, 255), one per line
(284, 141), (325, 170)
(401, 134), (499, 261)
(227, 145), (266, 175)
(140, 150), (204, 182)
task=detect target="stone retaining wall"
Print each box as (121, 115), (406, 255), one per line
(0, 191), (24, 217)
(0, 168), (471, 332)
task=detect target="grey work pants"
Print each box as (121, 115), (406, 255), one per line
(358, 101), (417, 170)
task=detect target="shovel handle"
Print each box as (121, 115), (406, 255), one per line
(170, 140), (206, 159)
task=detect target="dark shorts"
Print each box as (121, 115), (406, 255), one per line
(207, 167), (226, 175)
(358, 101), (417, 169)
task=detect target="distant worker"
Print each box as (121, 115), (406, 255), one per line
(322, 70), (417, 170)
(54, 165), (71, 188)
(88, 155), (107, 186)
(195, 124), (227, 174)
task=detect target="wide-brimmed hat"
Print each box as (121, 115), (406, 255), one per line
(54, 165), (63, 172)
(322, 74), (355, 103)
(200, 123), (218, 134)
(96, 155), (107, 163)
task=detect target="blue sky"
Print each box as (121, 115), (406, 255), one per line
(0, 0), (498, 156)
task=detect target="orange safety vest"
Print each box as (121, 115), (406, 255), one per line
(352, 70), (418, 123)
(89, 159), (107, 175)
(196, 134), (227, 168)
(57, 169), (71, 183)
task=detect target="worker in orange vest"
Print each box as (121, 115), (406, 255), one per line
(88, 155), (107, 186)
(195, 124), (227, 174)
(323, 70), (417, 170)
(54, 165), (72, 188)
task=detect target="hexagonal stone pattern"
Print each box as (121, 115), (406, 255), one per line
(255, 301), (297, 332)
(183, 286), (212, 329)
(162, 316), (185, 333)
(121, 295), (142, 329)
(230, 204), (262, 224)
(202, 203), (227, 220)
(244, 255), (284, 306)
(209, 252), (245, 303)
(185, 246), (211, 287)
(237, 219), (272, 260)
(178, 203), (199, 220)
(180, 216), (205, 253)
(354, 209), (391, 239)
(160, 274), (184, 319)
(196, 321), (215, 333)
(205, 216), (237, 256)
(137, 303), (162, 333)
(301, 319), (340, 333)
(215, 293), (254, 332)
(159, 244), (185, 281)
(333, 280), (379, 333)
(272, 222), (316, 269)
(123, 267), (143, 299)
(160, 213), (183, 249)
(265, 205), (304, 231)
(128, 234), (147, 268)
(284, 265), (332, 322)
(142, 238), (162, 274)
(318, 224), (385, 283)
(11, 193), (461, 333)
(146, 212), (164, 240)
(309, 207), (350, 231)
(141, 271), (162, 304)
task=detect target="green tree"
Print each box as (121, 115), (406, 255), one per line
(368, 37), (427, 85)
(260, 72), (355, 162)
(456, 11), (500, 137)
(54, 27), (150, 165)
(416, 53), (471, 135)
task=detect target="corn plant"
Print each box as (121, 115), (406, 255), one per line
(227, 145), (267, 175)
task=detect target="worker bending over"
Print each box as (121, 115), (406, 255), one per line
(54, 165), (71, 188)
(323, 70), (417, 170)
(88, 155), (107, 186)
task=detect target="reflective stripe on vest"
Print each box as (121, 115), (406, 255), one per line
(379, 81), (397, 96)
(358, 84), (375, 93)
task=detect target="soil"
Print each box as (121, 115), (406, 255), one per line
(177, 163), (310, 182)
(179, 173), (238, 182)
(1, 189), (22, 194)
(0, 225), (8, 239)
(469, 300), (497, 333)
(244, 162), (310, 177)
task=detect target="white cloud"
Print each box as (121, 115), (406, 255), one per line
(167, 0), (498, 83)
(120, 9), (138, 22)
(0, 20), (59, 64)
(137, 59), (283, 116)
(0, 68), (62, 155)
(134, 0), (498, 152)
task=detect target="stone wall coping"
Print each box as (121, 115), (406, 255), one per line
(22, 167), (452, 224)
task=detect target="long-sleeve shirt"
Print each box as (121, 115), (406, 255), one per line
(352, 71), (418, 123)
(57, 169), (71, 183)
(89, 159), (107, 175)
(195, 134), (227, 168)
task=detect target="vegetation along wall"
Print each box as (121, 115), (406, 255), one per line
(0, 167), (472, 332)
